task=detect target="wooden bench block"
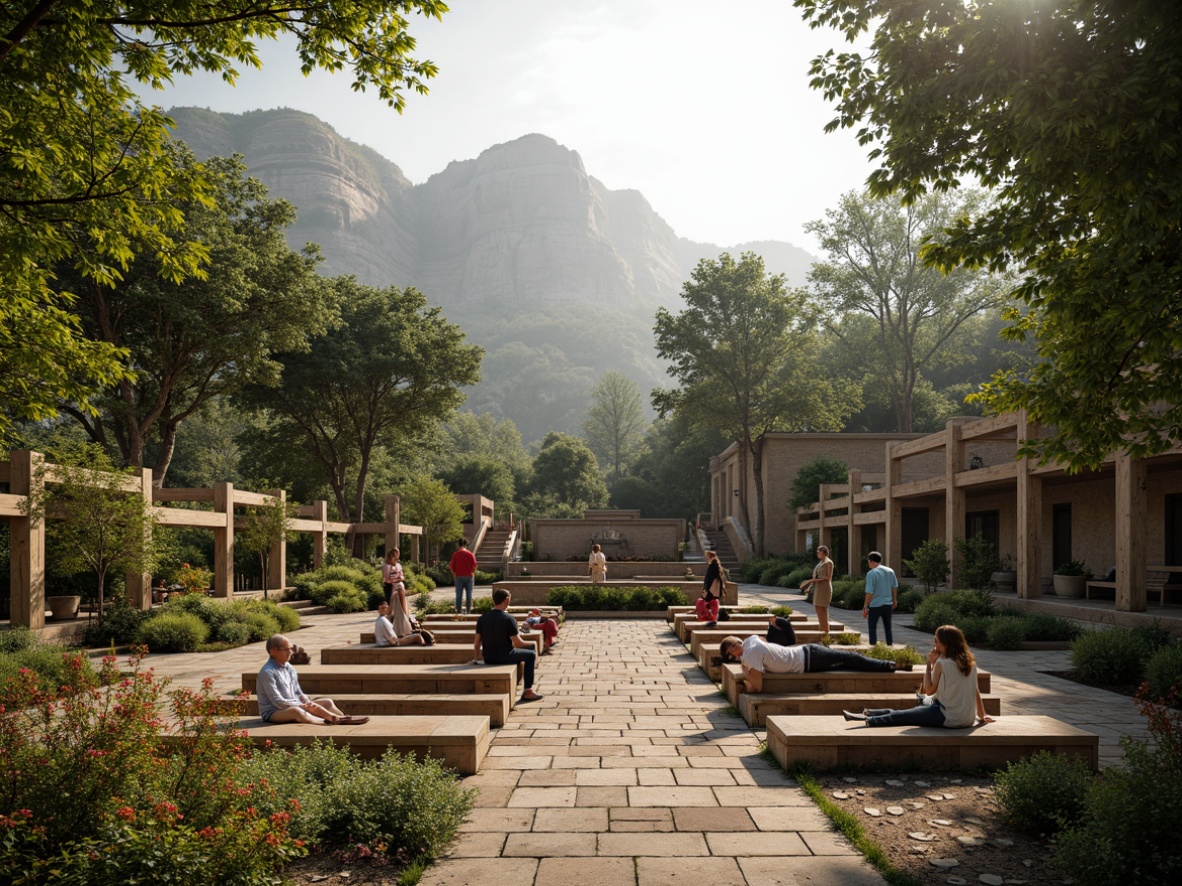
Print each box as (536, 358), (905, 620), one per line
(323, 644), (481, 666)
(358, 630), (543, 653)
(739, 693), (1002, 727)
(238, 714), (491, 774)
(221, 692), (511, 727)
(242, 664), (519, 699)
(720, 664), (991, 706)
(675, 617), (823, 643)
(765, 714), (1098, 772)
(667, 605), (799, 623)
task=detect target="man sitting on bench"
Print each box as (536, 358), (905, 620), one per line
(719, 634), (908, 694)
(472, 589), (543, 702)
(256, 634), (369, 725)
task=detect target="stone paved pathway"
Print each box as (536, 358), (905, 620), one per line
(420, 618), (884, 886)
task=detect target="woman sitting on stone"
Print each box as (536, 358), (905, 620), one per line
(843, 624), (995, 728)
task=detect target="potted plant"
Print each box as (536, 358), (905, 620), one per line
(46, 594), (81, 620)
(1052, 559), (1090, 598)
(991, 555), (1017, 593)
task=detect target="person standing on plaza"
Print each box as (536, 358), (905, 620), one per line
(702, 549), (723, 600)
(449, 537), (478, 614)
(381, 548), (404, 607)
(861, 551), (898, 645)
(799, 544), (834, 636)
(472, 589), (543, 702)
(588, 543), (607, 584)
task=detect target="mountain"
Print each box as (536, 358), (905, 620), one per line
(167, 107), (817, 442)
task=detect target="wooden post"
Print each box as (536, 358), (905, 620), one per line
(1115, 452), (1147, 612)
(212, 482), (234, 598)
(945, 421), (965, 589)
(847, 469), (862, 577)
(124, 467), (153, 610)
(9, 450), (45, 629)
(267, 489), (287, 594)
(1016, 411), (1043, 599)
(311, 500), (328, 569)
(884, 442), (903, 575)
(384, 495), (400, 557)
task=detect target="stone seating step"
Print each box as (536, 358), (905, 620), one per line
(241, 663), (519, 700)
(696, 643), (913, 682)
(237, 714), (490, 774)
(673, 616), (813, 642)
(321, 645), (537, 672)
(739, 692), (1003, 727)
(680, 620), (843, 646)
(689, 628), (832, 658)
(358, 630), (543, 653)
(765, 714), (1098, 772)
(666, 605), (793, 623)
(721, 663), (991, 707)
(225, 692), (511, 727)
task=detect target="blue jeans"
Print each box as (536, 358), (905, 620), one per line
(867, 604), (893, 645)
(455, 575), (474, 613)
(803, 644), (895, 673)
(484, 647), (536, 690)
(866, 701), (947, 727)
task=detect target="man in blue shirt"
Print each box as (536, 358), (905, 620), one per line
(861, 551), (899, 646)
(256, 634), (368, 725)
(472, 589), (543, 703)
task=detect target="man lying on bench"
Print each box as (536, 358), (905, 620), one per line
(256, 634), (370, 725)
(719, 634), (910, 694)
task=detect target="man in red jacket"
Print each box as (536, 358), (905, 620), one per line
(449, 537), (478, 613)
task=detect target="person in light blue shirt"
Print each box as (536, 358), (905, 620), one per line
(256, 634), (367, 725)
(861, 551), (899, 646)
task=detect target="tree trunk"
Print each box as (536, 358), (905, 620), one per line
(751, 436), (768, 557)
(153, 421), (179, 489)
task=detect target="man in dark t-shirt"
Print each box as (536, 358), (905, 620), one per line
(472, 589), (543, 702)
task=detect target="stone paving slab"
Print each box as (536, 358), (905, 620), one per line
(134, 592), (1157, 885)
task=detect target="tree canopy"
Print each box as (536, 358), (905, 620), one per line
(0, 0), (447, 445)
(796, 0), (1182, 468)
(654, 251), (859, 555)
(528, 432), (608, 516)
(583, 372), (647, 485)
(806, 189), (1008, 432)
(58, 152), (331, 485)
(241, 279), (481, 525)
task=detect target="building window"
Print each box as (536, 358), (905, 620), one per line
(965, 510), (999, 551)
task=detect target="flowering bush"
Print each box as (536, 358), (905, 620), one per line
(0, 651), (303, 884)
(173, 562), (212, 595)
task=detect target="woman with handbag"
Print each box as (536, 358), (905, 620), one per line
(703, 550), (723, 602)
(382, 549), (404, 607)
(798, 544), (834, 636)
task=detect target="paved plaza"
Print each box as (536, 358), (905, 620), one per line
(140, 585), (1156, 886)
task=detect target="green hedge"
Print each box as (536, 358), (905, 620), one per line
(547, 585), (688, 610)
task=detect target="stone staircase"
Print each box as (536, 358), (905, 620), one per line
(475, 527), (512, 572)
(700, 528), (741, 574)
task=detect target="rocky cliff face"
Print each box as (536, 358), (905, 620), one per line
(169, 109), (813, 309)
(167, 108), (816, 440)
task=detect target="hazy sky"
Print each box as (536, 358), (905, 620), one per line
(146, 1), (875, 252)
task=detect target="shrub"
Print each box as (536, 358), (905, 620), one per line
(779, 566), (813, 588)
(912, 600), (961, 634)
(737, 605), (770, 614)
(824, 632), (862, 646)
(1010, 611), (1082, 642)
(1132, 621), (1174, 656)
(0, 625), (36, 653)
(896, 587), (924, 614)
(655, 587), (688, 606)
(741, 557), (778, 583)
(475, 569), (500, 584)
(1145, 643), (1182, 702)
(240, 741), (475, 861)
(957, 615), (992, 645)
(291, 572), (321, 599)
(216, 621), (253, 646)
(472, 596), (495, 613)
(994, 750), (1094, 835)
(0, 653), (301, 884)
(136, 612), (209, 653)
(269, 603), (301, 633)
(310, 579), (360, 606)
(317, 565), (366, 584)
(770, 605), (794, 617)
(626, 587), (654, 610)
(903, 539), (950, 593)
(325, 591), (366, 613)
(0, 646), (91, 693)
(1071, 627), (1149, 686)
(546, 585), (685, 610)
(830, 579), (867, 609)
(986, 616), (1028, 650)
(81, 600), (148, 648)
(1053, 689), (1182, 885)
(955, 535), (1003, 590)
(860, 643), (924, 666)
(240, 611), (282, 643)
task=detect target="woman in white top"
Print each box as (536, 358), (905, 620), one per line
(588, 544), (607, 584)
(845, 624), (995, 728)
